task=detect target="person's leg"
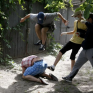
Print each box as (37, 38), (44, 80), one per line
(22, 75), (41, 82)
(48, 41), (72, 71)
(22, 75), (48, 84)
(35, 24), (42, 41)
(41, 27), (49, 45)
(86, 48), (93, 67)
(47, 52), (62, 71)
(71, 60), (75, 71)
(54, 41), (73, 66)
(70, 43), (81, 71)
(39, 27), (49, 50)
(54, 52), (62, 66)
(62, 49), (88, 82)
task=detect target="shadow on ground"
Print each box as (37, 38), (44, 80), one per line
(0, 50), (93, 93)
(0, 73), (93, 93)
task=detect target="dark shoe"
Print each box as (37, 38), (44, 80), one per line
(47, 66), (55, 71)
(39, 77), (48, 85)
(62, 77), (72, 83)
(49, 73), (58, 81)
(39, 44), (45, 50)
(34, 74), (40, 78)
(34, 40), (42, 45)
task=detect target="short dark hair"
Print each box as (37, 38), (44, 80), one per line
(88, 13), (93, 21)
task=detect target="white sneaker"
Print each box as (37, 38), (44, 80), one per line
(39, 44), (45, 50)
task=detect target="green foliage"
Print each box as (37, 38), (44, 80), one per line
(46, 42), (62, 56)
(84, 5), (92, 19)
(45, 0), (67, 12)
(32, 0), (44, 3)
(46, 33), (62, 56)
(0, 0), (26, 64)
(69, 0), (73, 8)
(74, 0), (93, 19)
(31, 0), (67, 12)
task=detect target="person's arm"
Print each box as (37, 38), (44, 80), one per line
(22, 66), (26, 74)
(57, 12), (68, 26)
(20, 14), (31, 22)
(61, 30), (75, 36)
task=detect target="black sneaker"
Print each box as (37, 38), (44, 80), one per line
(47, 66), (55, 71)
(34, 40), (42, 45)
(62, 77), (72, 83)
(39, 44), (45, 50)
(49, 73), (58, 81)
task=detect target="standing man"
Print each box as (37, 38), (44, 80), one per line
(20, 12), (68, 50)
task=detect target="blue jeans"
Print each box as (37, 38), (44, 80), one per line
(23, 60), (47, 76)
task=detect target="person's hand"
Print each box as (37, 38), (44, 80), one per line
(20, 18), (25, 22)
(81, 20), (86, 24)
(76, 32), (80, 37)
(61, 32), (67, 36)
(64, 20), (68, 26)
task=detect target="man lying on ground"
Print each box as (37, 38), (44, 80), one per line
(21, 55), (58, 85)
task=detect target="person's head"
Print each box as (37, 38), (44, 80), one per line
(87, 13), (93, 23)
(37, 12), (44, 24)
(71, 10), (82, 20)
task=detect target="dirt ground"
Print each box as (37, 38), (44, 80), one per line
(0, 48), (93, 93)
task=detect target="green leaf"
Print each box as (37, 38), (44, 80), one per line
(9, 0), (12, 3)
(75, 6), (84, 12)
(6, 44), (11, 48)
(84, 5), (91, 19)
(89, 0), (93, 4)
(69, 0), (73, 8)
(18, 0), (21, 4)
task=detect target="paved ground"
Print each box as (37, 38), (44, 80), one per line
(0, 48), (93, 93)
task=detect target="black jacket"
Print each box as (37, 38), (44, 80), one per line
(82, 22), (93, 50)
